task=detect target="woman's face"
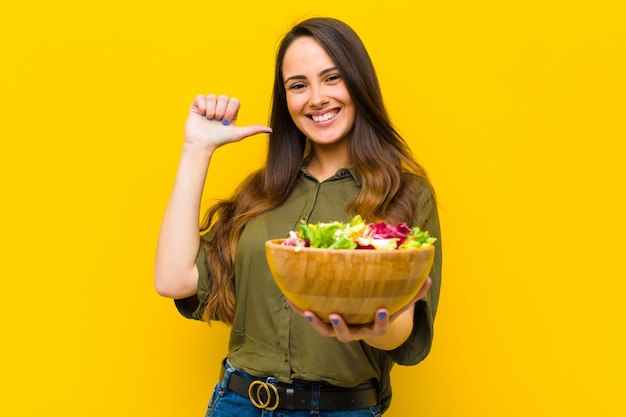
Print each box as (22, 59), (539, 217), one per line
(282, 36), (356, 146)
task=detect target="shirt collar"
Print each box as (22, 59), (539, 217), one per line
(299, 166), (362, 187)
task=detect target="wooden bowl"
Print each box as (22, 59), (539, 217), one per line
(265, 239), (435, 324)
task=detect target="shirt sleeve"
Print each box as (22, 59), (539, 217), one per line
(173, 245), (212, 321)
(385, 178), (443, 365)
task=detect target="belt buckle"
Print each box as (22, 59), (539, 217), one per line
(247, 380), (280, 411)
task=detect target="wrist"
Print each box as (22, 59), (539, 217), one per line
(181, 141), (216, 160)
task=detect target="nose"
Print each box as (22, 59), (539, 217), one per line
(309, 85), (329, 108)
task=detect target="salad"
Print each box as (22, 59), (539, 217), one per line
(282, 215), (436, 250)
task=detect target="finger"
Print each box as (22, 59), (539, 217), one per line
(328, 314), (355, 343)
(415, 277), (432, 300)
(214, 94), (229, 121)
(304, 311), (336, 338)
(370, 309), (390, 336)
(205, 94), (217, 120)
(190, 94), (206, 116)
(388, 278), (432, 322)
(222, 97), (240, 126)
(286, 300), (305, 316)
(230, 124), (272, 141)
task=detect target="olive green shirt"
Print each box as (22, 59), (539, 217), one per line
(175, 167), (442, 413)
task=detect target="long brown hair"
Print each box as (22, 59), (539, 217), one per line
(200, 17), (432, 324)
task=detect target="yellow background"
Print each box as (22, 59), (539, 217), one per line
(1, 1), (625, 416)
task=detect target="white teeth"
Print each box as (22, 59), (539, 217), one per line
(312, 111), (337, 122)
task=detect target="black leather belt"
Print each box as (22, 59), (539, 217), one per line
(226, 371), (378, 411)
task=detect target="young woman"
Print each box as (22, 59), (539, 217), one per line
(155, 17), (442, 416)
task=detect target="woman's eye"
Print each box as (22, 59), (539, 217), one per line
(326, 74), (341, 82)
(289, 83), (306, 90)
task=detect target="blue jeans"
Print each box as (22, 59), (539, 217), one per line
(204, 361), (382, 417)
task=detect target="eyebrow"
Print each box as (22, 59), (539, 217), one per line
(284, 66), (339, 85)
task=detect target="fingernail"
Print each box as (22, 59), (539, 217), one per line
(305, 315), (313, 322)
(222, 119), (229, 125)
(331, 318), (340, 325)
(377, 311), (387, 320)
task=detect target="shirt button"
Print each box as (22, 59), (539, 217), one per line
(284, 302), (290, 309)
(283, 353), (289, 362)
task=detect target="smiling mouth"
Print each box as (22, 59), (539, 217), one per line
(310, 110), (339, 123)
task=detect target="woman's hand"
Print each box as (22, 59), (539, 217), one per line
(288, 277), (432, 350)
(155, 94), (271, 299)
(184, 94), (272, 152)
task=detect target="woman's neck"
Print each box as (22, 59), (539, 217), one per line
(306, 142), (351, 182)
